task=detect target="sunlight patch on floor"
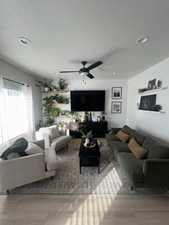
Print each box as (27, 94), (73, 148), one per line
(60, 168), (122, 225)
(93, 167), (122, 194)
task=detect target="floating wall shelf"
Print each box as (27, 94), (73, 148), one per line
(138, 86), (168, 95)
(42, 90), (69, 94)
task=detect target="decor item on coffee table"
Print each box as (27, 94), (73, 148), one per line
(79, 139), (100, 174)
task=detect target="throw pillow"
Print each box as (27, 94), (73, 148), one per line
(128, 138), (147, 159)
(49, 126), (60, 139)
(1, 138), (28, 160)
(25, 142), (43, 155)
(121, 125), (135, 136)
(115, 130), (130, 143)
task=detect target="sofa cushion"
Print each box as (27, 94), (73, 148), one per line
(128, 138), (147, 159)
(0, 138), (28, 160)
(117, 152), (144, 184)
(113, 142), (130, 153)
(143, 137), (169, 159)
(121, 125), (135, 137)
(106, 133), (121, 142)
(112, 142), (130, 160)
(133, 131), (145, 145)
(116, 130), (129, 143)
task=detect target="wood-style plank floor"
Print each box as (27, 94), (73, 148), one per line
(0, 194), (169, 225)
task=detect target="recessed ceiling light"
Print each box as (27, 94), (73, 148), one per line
(136, 36), (149, 44)
(18, 37), (31, 45)
(112, 72), (116, 76)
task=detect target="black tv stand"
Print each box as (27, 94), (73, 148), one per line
(70, 121), (108, 138)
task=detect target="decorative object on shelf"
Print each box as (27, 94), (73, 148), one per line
(112, 87), (122, 99)
(36, 78), (69, 93)
(36, 79), (57, 93)
(152, 104), (162, 112)
(111, 101), (122, 113)
(148, 79), (157, 89)
(58, 78), (68, 90)
(138, 79), (163, 93)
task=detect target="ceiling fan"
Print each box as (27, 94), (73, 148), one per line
(59, 61), (103, 79)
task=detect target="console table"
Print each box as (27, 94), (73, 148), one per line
(70, 121), (108, 138)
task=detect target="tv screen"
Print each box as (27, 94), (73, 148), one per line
(139, 94), (156, 111)
(71, 90), (105, 112)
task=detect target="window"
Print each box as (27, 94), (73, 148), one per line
(0, 77), (34, 145)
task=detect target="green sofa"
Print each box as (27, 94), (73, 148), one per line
(106, 125), (169, 189)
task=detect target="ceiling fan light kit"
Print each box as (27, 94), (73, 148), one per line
(59, 61), (103, 79)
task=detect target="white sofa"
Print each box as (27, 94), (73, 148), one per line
(0, 140), (56, 193)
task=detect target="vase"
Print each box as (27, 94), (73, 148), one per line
(84, 138), (90, 146)
(44, 87), (49, 93)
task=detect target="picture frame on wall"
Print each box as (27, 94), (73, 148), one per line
(111, 101), (122, 114)
(112, 87), (122, 99)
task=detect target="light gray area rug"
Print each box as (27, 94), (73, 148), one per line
(11, 139), (167, 195)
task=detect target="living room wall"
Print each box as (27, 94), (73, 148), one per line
(127, 57), (169, 143)
(0, 59), (41, 128)
(69, 79), (128, 128)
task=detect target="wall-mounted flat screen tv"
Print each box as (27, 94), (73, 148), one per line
(71, 90), (105, 112)
(139, 94), (156, 111)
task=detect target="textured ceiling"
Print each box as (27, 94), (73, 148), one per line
(0, 0), (169, 80)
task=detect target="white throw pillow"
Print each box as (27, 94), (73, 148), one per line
(49, 126), (60, 138)
(25, 143), (43, 155)
(39, 126), (60, 140)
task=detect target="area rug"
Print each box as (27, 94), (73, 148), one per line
(11, 139), (167, 195)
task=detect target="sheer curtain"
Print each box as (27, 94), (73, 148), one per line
(0, 75), (34, 147)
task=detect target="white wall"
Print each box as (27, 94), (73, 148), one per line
(0, 59), (41, 128)
(127, 57), (169, 143)
(69, 79), (128, 128)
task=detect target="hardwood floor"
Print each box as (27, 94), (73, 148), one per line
(0, 194), (169, 225)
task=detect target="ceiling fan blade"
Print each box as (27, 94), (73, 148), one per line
(87, 73), (95, 79)
(59, 71), (79, 73)
(87, 61), (103, 70)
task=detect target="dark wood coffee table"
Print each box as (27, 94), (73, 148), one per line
(79, 139), (101, 174)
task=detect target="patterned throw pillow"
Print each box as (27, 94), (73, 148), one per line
(128, 138), (147, 159)
(115, 130), (130, 143)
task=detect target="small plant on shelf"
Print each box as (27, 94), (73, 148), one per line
(58, 78), (68, 90)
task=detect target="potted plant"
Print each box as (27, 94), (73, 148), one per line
(58, 78), (68, 90)
(80, 130), (93, 146)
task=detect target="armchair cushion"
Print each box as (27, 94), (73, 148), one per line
(25, 142), (43, 155)
(51, 136), (72, 152)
